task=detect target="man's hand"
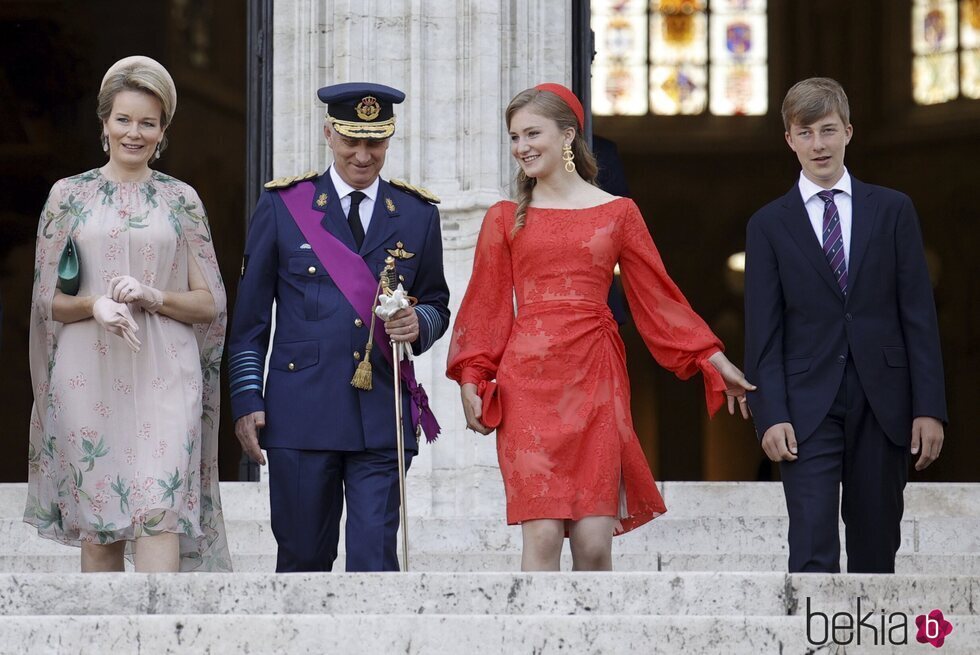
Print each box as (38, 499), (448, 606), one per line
(761, 422), (798, 462)
(911, 416), (944, 471)
(384, 307), (419, 343)
(235, 411), (267, 465)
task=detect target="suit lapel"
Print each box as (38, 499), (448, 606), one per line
(360, 178), (400, 256)
(312, 172), (359, 251)
(778, 185), (844, 298)
(845, 177), (878, 299)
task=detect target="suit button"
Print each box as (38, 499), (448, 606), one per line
(307, 266), (316, 275)
(399, 275), (405, 282)
(837, 355), (846, 364)
(354, 318), (364, 328)
(844, 313), (852, 321)
(288, 362), (296, 371)
(353, 351), (361, 360)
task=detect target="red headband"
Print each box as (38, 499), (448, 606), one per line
(534, 83), (584, 130)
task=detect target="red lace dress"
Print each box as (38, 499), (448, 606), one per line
(446, 199), (726, 534)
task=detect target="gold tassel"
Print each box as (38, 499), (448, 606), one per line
(351, 276), (385, 390)
(351, 342), (374, 390)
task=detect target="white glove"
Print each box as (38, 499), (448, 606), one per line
(92, 296), (141, 352)
(376, 284), (414, 360)
(374, 284), (411, 320)
(108, 275), (163, 313)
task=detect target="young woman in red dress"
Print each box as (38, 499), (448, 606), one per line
(446, 83), (754, 571)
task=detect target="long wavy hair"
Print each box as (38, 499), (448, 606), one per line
(505, 88), (598, 236)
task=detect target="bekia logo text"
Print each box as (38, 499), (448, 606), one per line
(806, 597), (954, 648)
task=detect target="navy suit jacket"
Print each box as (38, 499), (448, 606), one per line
(744, 177), (946, 446)
(227, 171), (450, 451)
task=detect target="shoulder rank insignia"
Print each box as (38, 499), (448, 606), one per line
(386, 241), (415, 260)
(389, 178), (441, 204)
(264, 169), (318, 190)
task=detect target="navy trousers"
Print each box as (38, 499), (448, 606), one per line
(780, 359), (909, 573)
(267, 447), (413, 572)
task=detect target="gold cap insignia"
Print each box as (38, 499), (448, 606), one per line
(385, 197), (396, 212)
(386, 241), (416, 260)
(355, 96), (381, 121)
(316, 192), (328, 207)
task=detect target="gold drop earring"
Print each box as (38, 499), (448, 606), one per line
(562, 143), (575, 173)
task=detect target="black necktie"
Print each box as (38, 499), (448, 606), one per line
(347, 191), (366, 249)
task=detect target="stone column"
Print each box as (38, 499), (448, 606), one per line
(272, 0), (572, 516)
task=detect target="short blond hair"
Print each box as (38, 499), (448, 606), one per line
(97, 64), (175, 153)
(781, 77), (850, 132)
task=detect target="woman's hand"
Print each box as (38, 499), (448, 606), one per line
(108, 275), (163, 312)
(92, 296), (141, 352)
(461, 382), (493, 435)
(708, 351), (756, 419)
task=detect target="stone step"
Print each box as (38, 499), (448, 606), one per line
(4, 551), (980, 575)
(0, 574), (977, 654)
(0, 615), (798, 655)
(5, 481), (980, 519)
(8, 515), (980, 557)
(4, 614), (976, 655)
(0, 572), (974, 618)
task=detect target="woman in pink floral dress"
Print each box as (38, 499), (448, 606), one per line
(26, 56), (231, 572)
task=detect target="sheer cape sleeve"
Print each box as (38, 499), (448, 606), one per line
(446, 202), (516, 386)
(28, 176), (97, 489)
(163, 180), (232, 571)
(617, 200), (727, 416)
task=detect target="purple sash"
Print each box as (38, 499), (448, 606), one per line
(279, 181), (440, 442)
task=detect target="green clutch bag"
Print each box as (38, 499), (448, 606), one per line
(57, 235), (81, 296)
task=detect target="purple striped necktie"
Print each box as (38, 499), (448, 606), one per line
(817, 189), (847, 294)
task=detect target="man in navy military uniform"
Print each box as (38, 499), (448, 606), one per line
(228, 82), (450, 572)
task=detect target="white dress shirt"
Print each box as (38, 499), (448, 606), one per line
(798, 168), (853, 265)
(329, 165), (379, 234)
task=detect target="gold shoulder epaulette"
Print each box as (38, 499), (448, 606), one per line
(389, 178), (441, 204)
(264, 170), (318, 190)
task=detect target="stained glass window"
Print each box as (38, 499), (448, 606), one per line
(912, 0), (980, 104)
(592, 0), (768, 116)
(593, 1), (648, 115)
(962, 0), (980, 98)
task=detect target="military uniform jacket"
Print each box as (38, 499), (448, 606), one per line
(227, 170), (450, 451)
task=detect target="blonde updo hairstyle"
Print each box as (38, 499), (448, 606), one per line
(97, 63), (175, 155)
(505, 88), (599, 236)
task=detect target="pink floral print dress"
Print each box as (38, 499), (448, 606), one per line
(26, 168), (231, 571)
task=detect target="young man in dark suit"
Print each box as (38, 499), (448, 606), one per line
(744, 77), (946, 573)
